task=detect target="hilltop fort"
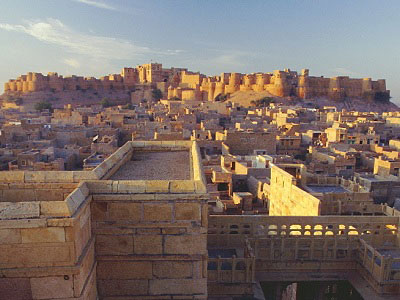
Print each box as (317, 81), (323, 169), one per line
(3, 63), (391, 103)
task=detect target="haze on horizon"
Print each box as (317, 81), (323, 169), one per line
(0, 0), (399, 105)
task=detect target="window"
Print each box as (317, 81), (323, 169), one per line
(21, 160), (27, 166)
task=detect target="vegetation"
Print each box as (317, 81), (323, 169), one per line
(123, 103), (135, 110)
(362, 91), (391, 103)
(214, 93), (230, 101)
(250, 97), (274, 107)
(374, 91), (391, 103)
(152, 89), (163, 101)
(3, 95), (23, 105)
(34, 100), (52, 112)
(101, 98), (112, 108)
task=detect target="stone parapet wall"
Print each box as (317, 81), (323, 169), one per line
(92, 190), (208, 299)
(269, 164), (321, 216)
(0, 197), (95, 299)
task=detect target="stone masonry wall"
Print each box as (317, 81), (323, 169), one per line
(269, 165), (320, 216)
(89, 180), (209, 299)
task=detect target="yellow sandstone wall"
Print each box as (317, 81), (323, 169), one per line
(269, 165), (320, 216)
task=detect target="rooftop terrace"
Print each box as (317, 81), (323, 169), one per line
(110, 150), (190, 180)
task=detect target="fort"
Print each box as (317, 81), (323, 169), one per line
(3, 63), (390, 102)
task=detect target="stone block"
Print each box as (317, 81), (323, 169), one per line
(86, 181), (113, 194)
(162, 228), (186, 235)
(96, 234), (133, 255)
(149, 278), (207, 295)
(170, 181), (196, 193)
(45, 171), (74, 183)
(134, 235), (162, 254)
(145, 181), (170, 193)
(97, 261), (152, 279)
(131, 141), (145, 148)
(153, 261), (192, 279)
(0, 202), (40, 219)
(117, 181), (146, 193)
(0, 243), (72, 268)
(93, 165), (107, 180)
(97, 279), (148, 296)
(165, 235), (207, 255)
(91, 202), (108, 221)
(65, 188), (87, 214)
(0, 171), (24, 183)
(31, 276), (74, 299)
(35, 189), (65, 201)
(24, 171), (46, 183)
(175, 203), (200, 221)
(0, 278), (32, 299)
(72, 171), (98, 182)
(108, 203), (141, 221)
(136, 228), (161, 235)
(78, 182), (90, 197)
(73, 240), (95, 297)
(0, 218), (46, 229)
(21, 227), (66, 243)
(0, 228), (21, 244)
(2, 189), (36, 202)
(201, 204), (208, 227)
(40, 201), (70, 217)
(143, 203), (172, 222)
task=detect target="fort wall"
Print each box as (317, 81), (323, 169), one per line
(4, 63), (389, 103)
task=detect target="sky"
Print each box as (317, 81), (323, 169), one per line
(0, 0), (399, 104)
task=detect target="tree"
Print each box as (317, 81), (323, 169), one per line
(152, 89), (163, 101)
(251, 97), (274, 107)
(101, 98), (112, 108)
(34, 100), (52, 112)
(14, 98), (23, 106)
(374, 91), (391, 103)
(214, 93), (229, 101)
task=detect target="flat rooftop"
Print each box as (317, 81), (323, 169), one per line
(306, 185), (348, 194)
(110, 151), (191, 180)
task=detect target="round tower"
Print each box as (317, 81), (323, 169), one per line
(273, 71), (288, 97)
(362, 78), (372, 93)
(214, 82), (225, 99)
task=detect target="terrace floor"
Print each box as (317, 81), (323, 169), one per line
(110, 151), (191, 180)
(306, 185), (348, 194)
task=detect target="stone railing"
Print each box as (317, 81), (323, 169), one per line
(358, 238), (400, 284)
(207, 257), (255, 283)
(208, 215), (399, 248)
(208, 214), (400, 293)
(208, 238), (255, 284)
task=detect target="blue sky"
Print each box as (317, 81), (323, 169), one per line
(0, 0), (399, 104)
